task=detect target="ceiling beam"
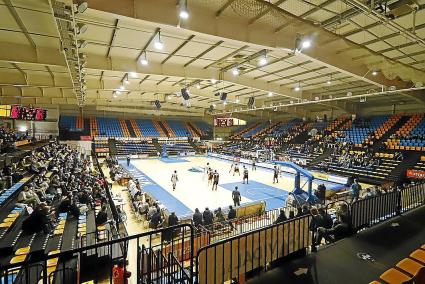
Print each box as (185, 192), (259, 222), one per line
(161, 34), (195, 64)
(106, 19), (119, 58)
(216, 0), (237, 17)
(4, 0), (36, 49)
(136, 28), (160, 62)
(248, 0), (287, 25)
(203, 45), (249, 70)
(184, 40), (224, 67)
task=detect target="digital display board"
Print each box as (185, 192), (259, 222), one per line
(214, 117), (234, 127)
(10, 105), (47, 121)
(0, 105), (11, 118)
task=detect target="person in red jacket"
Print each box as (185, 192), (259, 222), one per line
(112, 260), (131, 284)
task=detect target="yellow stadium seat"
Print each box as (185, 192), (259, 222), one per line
(48, 250), (60, 256)
(47, 258), (58, 267)
(0, 222), (12, 228)
(10, 255), (26, 264)
(15, 246), (30, 255)
(410, 250), (425, 264)
(380, 268), (411, 284)
(396, 258), (424, 277)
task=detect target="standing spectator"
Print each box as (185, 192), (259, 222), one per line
(228, 205), (236, 230)
(126, 155), (130, 167)
(274, 208), (287, 224)
(232, 186), (241, 207)
(95, 205), (109, 226)
(350, 179), (361, 203)
(203, 207), (214, 226)
(149, 209), (162, 229)
(193, 208), (203, 227)
(315, 184), (326, 204)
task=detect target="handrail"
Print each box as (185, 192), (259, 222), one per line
(0, 223), (194, 271)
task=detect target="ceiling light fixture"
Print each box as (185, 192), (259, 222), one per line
(259, 53), (268, 66)
(140, 51), (148, 66)
(154, 31), (164, 50)
(211, 79), (217, 84)
(301, 39), (311, 49)
(119, 85), (125, 90)
(327, 80), (331, 85)
(235, 98), (240, 103)
(75, 2), (88, 14)
(372, 70), (378, 76)
(268, 92), (273, 97)
(129, 72), (138, 78)
(179, 0), (189, 19)
(124, 74), (130, 84)
(196, 83), (201, 89)
(232, 68), (239, 76)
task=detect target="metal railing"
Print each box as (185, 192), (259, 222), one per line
(0, 224), (195, 284)
(196, 214), (312, 284)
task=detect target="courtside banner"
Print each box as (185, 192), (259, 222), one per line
(407, 169), (425, 179)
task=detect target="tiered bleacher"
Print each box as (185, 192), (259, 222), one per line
(96, 117), (123, 138)
(136, 119), (160, 137)
(167, 120), (191, 137)
(115, 140), (157, 157)
(336, 115), (389, 146)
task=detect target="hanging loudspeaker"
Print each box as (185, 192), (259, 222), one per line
(247, 97), (255, 107)
(220, 92), (227, 101)
(155, 100), (161, 109)
(181, 88), (190, 100)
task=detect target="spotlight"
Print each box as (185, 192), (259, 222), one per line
(115, 91), (121, 95)
(211, 79), (217, 84)
(179, 9), (189, 19)
(301, 39), (311, 49)
(124, 79), (129, 85)
(113, 93), (117, 98)
(372, 70), (378, 76)
(129, 72), (138, 78)
(212, 103), (216, 108)
(76, 23), (88, 34)
(223, 101), (227, 105)
(78, 40), (88, 48)
(154, 32), (164, 50)
(327, 80), (331, 85)
(232, 68), (239, 76)
(235, 98), (240, 103)
(259, 55), (267, 66)
(75, 2), (88, 14)
(294, 86), (301, 92)
(140, 52), (148, 66)
(347, 91), (352, 97)
(119, 85), (125, 90)
(268, 92), (273, 97)
(196, 83), (201, 89)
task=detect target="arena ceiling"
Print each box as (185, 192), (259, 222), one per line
(0, 0), (424, 118)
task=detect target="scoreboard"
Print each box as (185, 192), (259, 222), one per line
(214, 117), (234, 127)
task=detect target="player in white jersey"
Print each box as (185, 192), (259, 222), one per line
(171, 170), (178, 191)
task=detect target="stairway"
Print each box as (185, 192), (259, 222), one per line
(125, 120), (137, 138)
(230, 122), (261, 139)
(108, 139), (117, 156)
(372, 116), (409, 151)
(129, 119), (143, 137)
(388, 151), (421, 182)
(160, 121), (176, 137)
(83, 118), (91, 136)
(119, 119), (131, 137)
(152, 120), (167, 137)
(187, 122), (202, 137)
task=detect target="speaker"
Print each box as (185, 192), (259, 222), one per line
(154, 100), (161, 109)
(247, 97), (255, 108)
(181, 88), (190, 100)
(209, 105), (214, 112)
(220, 92), (227, 101)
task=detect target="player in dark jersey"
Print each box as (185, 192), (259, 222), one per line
(273, 165), (279, 183)
(233, 163), (240, 176)
(208, 170), (214, 185)
(212, 170), (219, 191)
(242, 166), (249, 184)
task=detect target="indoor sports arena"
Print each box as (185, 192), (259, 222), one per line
(0, 0), (424, 283)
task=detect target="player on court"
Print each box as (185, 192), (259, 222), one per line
(251, 159), (256, 171)
(273, 165), (279, 183)
(229, 161), (234, 173)
(171, 170), (178, 191)
(242, 166), (249, 184)
(212, 170), (219, 191)
(233, 163), (240, 176)
(204, 162), (210, 180)
(208, 169), (214, 186)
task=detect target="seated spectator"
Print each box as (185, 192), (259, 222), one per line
(274, 208), (287, 224)
(315, 210), (351, 244)
(112, 259), (131, 284)
(318, 207), (333, 229)
(149, 209), (162, 229)
(58, 194), (80, 218)
(193, 208), (203, 227)
(18, 185), (40, 207)
(22, 203), (52, 234)
(95, 205), (109, 226)
(315, 184), (326, 204)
